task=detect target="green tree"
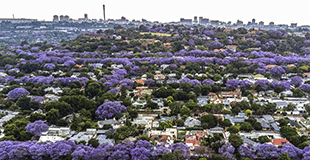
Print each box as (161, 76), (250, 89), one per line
(88, 138), (99, 148)
(85, 82), (102, 98)
(46, 109), (59, 125)
(278, 153), (291, 160)
(258, 136), (270, 143)
(201, 114), (217, 129)
(228, 126), (240, 134)
(29, 113), (46, 122)
(16, 95), (31, 110)
(184, 99), (199, 110)
(45, 101), (72, 117)
(228, 134), (244, 148)
(292, 88), (303, 97)
(240, 122), (253, 132)
(180, 107), (191, 117)
(279, 118), (289, 127)
(169, 102), (181, 115)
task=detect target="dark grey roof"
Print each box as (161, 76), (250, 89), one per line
(271, 123), (280, 132)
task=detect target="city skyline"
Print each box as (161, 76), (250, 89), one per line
(0, 0), (309, 25)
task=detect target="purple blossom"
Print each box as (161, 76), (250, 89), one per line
(144, 79), (155, 86)
(219, 142), (236, 160)
(280, 143), (302, 159)
(270, 66), (286, 77)
(254, 68), (266, 74)
(290, 76), (303, 87)
(7, 88), (30, 100)
(64, 60), (76, 67)
(226, 79), (240, 90)
(300, 84), (310, 93)
(304, 40), (310, 44)
(151, 145), (170, 157)
(202, 79), (215, 86)
(254, 80), (270, 90)
(47, 141), (75, 159)
(95, 101), (127, 119)
(188, 39), (195, 46)
(239, 80), (252, 89)
(25, 120), (49, 136)
(255, 41), (261, 46)
(238, 143), (256, 159)
(31, 96), (44, 103)
(111, 45), (117, 51)
(256, 143), (280, 159)
(108, 88), (120, 95)
(170, 142), (190, 159)
(43, 63), (56, 70)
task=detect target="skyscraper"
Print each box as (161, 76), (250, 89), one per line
(53, 15), (59, 22)
(84, 14), (88, 19)
(59, 15), (64, 21)
(194, 16), (198, 23)
(252, 18), (256, 24)
(103, 4), (106, 21)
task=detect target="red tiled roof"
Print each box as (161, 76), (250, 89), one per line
(271, 138), (290, 146)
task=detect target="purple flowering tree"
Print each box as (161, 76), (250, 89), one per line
(144, 79), (155, 86)
(170, 142), (190, 159)
(64, 60), (75, 67)
(254, 80), (270, 91)
(280, 143), (302, 159)
(7, 88), (30, 100)
(300, 84), (310, 93)
(202, 79), (215, 86)
(256, 143), (280, 159)
(95, 101), (127, 119)
(239, 80), (252, 89)
(108, 88), (120, 95)
(25, 120), (49, 136)
(270, 66), (285, 78)
(47, 141), (75, 159)
(290, 76), (303, 87)
(151, 145), (170, 157)
(219, 142), (236, 160)
(226, 79), (240, 90)
(43, 63), (56, 70)
(238, 143), (256, 159)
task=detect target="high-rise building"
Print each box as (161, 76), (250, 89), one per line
(210, 20), (219, 26)
(84, 14), (88, 19)
(59, 15), (64, 21)
(259, 21), (264, 26)
(252, 18), (256, 24)
(180, 18), (192, 24)
(194, 16), (198, 23)
(269, 22), (275, 26)
(236, 19), (243, 26)
(64, 15), (69, 21)
(53, 15), (59, 22)
(198, 17), (209, 24)
(291, 23), (297, 27)
(103, 4), (106, 21)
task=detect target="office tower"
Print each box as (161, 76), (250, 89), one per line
(59, 15), (64, 21)
(259, 21), (264, 26)
(194, 16), (198, 23)
(269, 22), (274, 26)
(84, 14), (88, 19)
(53, 15), (59, 22)
(64, 15), (69, 21)
(103, 4), (106, 21)
(236, 19), (243, 26)
(252, 18), (255, 24)
(291, 23), (297, 27)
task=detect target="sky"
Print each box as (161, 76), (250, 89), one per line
(0, 0), (309, 25)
